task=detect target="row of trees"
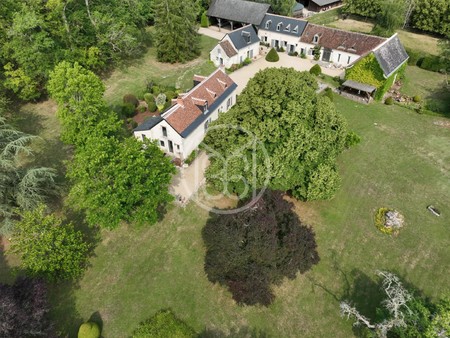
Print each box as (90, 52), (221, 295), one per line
(343, 0), (450, 36)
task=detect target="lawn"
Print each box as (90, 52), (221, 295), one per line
(103, 35), (218, 106)
(45, 94), (449, 337)
(400, 66), (450, 117)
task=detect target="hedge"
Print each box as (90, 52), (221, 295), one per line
(309, 64), (322, 76)
(78, 322), (100, 338)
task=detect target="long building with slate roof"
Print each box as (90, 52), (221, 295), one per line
(372, 34), (409, 78)
(207, 0), (271, 28)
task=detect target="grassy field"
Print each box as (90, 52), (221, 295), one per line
(46, 93), (449, 337)
(400, 66), (450, 116)
(103, 35), (218, 106)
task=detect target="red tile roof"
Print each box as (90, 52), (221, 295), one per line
(300, 24), (386, 56)
(164, 69), (235, 134)
(219, 40), (238, 57)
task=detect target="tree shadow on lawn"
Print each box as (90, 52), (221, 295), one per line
(10, 106), (46, 136)
(425, 83), (450, 118)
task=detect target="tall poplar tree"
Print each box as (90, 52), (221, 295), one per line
(154, 0), (200, 63)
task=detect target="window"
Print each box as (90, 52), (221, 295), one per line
(337, 53), (341, 62)
(176, 144), (180, 150)
(265, 20), (271, 29)
(347, 56), (351, 64)
(263, 36), (268, 42)
(227, 97), (232, 109)
(293, 25), (298, 34)
(284, 24), (290, 32)
(203, 101), (208, 113)
(204, 118), (211, 130)
(160, 140), (165, 147)
(277, 23), (282, 31)
(141, 134), (146, 141)
(313, 34), (319, 44)
(162, 126), (167, 137)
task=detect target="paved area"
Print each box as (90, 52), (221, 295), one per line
(229, 51), (344, 95)
(171, 151), (209, 202)
(199, 27), (228, 40)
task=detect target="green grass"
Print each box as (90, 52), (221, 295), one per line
(308, 8), (341, 25)
(400, 66), (450, 117)
(103, 35), (218, 106)
(44, 94), (450, 337)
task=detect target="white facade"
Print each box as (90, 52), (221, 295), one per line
(297, 42), (360, 65)
(258, 29), (300, 54)
(134, 91), (236, 161)
(210, 35), (259, 68)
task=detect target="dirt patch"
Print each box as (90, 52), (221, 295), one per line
(434, 119), (450, 129)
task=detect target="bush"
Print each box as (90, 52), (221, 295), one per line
(418, 55), (450, 73)
(265, 48), (279, 62)
(147, 101), (157, 112)
(405, 48), (424, 66)
(413, 95), (421, 103)
(123, 94), (139, 107)
(165, 91), (177, 101)
(300, 52), (306, 59)
(278, 46), (285, 52)
(288, 51), (298, 57)
(127, 118), (138, 129)
(151, 85), (160, 95)
(78, 322), (101, 338)
(122, 103), (136, 117)
(184, 149), (199, 165)
(163, 100), (172, 110)
(200, 11), (209, 28)
(132, 310), (195, 338)
(344, 131), (361, 148)
(137, 105), (146, 113)
(324, 87), (333, 101)
(309, 64), (322, 76)
(385, 97), (394, 105)
(144, 93), (154, 106)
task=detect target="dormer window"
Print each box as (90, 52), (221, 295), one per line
(284, 24), (290, 32)
(242, 31), (251, 44)
(293, 25), (298, 33)
(313, 34), (319, 44)
(277, 23), (282, 31)
(203, 101), (208, 113)
(265, 20), (271, 29)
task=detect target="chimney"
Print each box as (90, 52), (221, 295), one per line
(177, 96), (184, 107)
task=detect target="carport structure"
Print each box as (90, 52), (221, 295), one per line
(340, 80), (376, 103)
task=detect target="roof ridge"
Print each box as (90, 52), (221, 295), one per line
(372, 33), (398, 52)
(264, 13), (307, 22)
(307, 23), (387, 41)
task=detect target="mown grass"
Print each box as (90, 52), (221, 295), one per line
(103, 35), (218, 106)
(47, 96), (450, 337)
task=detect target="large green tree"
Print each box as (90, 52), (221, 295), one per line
(0, 113), (57, 234)
(154, 0), (200, 63)
(67, 136), (175, 229)
(47, 61), (122, 146)
(204, 68), (349, 201)
(9, 205), (89, 281)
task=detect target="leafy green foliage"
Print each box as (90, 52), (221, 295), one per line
(132, 309), (196, 338)
(0, 277), (54, 337)
(310, 64), (322, 76)
(323, 87), (334, 101)
(204, 68), (348, 200)
(202, 191), (319, 306)
(254, 0), (295, 16)
(122, 103), (137, 117)
(78, 322), (101, 338)
(0, 115), (57, 234)
(306, 163), (341, 200)
(265, 48), (279, 62)
(47, 61), (122, 146)
(418, 55), (450, 72)
(410, 0), (449, 35)
(374, 207), (394, 234)
(148, 101), (157, 112)
(67, 136), (175, 229)
(343, 0), (382, 18)
(344, 131), (361, 148)
(144, 93), (155, 106)
(413, 95), (421, 103)
(9, 205), (89, 281)
(345, 54), (384, 88)
(385, 97), (394, 105)
(123, 94), (139, 107)
(371, 0), (406, 37)
(154, 0), (200, 63)
(200, 11), (209, 27)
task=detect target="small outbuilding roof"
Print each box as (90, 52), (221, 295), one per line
(207, 0), (271, 26)
(219, 40), (238, 57)
(259, 14), (308, 37)
(227, 25), (260, 50)
(342, 80), (376, 93)
(373, 34), (409, 78)
(311, 0), (341, 6)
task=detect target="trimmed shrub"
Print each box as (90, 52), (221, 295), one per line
(144, 93), (154, 106)
(122, 103), (136, 117)
(184, 149), (199, 165)
(165, 91), (177, 101)
(265, 48), (279, 62)
(243, 57), (252, 66)
(324, 87), (333, 101)
(300, 52), (306, 59)
(148, 101), (157, 112)
(200, 11), (209, 28)
(132, 310), (196, 338)
(78, 322), (101, 338)
(137, 105), (146, 113)
(385, 97), (394, 105)
(413, 95), (421, 103)
(151, 85), (160, 95)
(309, 64), (322, 76)
(418, 55), (450, 73)
(123, 94), (139, 107)
(163, 100), (172, 110)
(127, 118), (138, 129)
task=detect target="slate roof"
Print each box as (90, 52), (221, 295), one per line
(373, 34), (409, 77)
(207, 0), (271, 26)
(342, 80), (376, 93)
(300, 24), (386, 56)
(259, 14), (308, 37)
(134, 115), (163, 132)
(220, 40), (238, 57)
(227, 25), (260, 50)
(311, 0), (341, 6)
(162, 69), (237, 137)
